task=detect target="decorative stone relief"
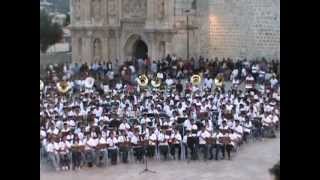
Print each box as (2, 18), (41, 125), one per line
(122, 0), (146, 18)
(91, 0), (101, 22)
(158, 0), (165, 20)
(73, 0), (81, 21)
(108, 0), (118, 25)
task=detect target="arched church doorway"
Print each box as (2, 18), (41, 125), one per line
(132, 40), (148, 59)
(123, 34), (148, 60)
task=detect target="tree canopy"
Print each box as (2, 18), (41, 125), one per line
(40, 10), (63, 53)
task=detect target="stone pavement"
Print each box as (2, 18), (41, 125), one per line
(40, 133), (280, 180)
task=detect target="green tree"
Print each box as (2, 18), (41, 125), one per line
(40, 10), (63, 53)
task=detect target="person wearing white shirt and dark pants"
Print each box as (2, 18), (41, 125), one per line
(198, 127), (210, 160)
(46, 138), (60, 171)
(107, 133), (118, 165)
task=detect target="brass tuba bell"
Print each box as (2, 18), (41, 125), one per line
(191, 74), (202, 85)
(151, 78), (162, 88)
(84, 77), (95, 89)
(137, 74), (149, 87)
(214, 74), (224, 87)
(57, 81), (71, 94)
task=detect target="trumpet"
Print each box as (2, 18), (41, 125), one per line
(137, 74), (149, 87)
(57, 81), (71, 93)
(214, 74), (224, 87)
(151, 78), (161, 88)
(40, 80), (44, 91)
(191, 74), (202, 85)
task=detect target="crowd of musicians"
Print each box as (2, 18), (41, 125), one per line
(40, 55), (280, 171)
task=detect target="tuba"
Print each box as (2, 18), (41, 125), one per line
(191, 74), (202, 85)
(57, 81), (71, 94)
(137, 74), (149, 87)
(84, 77), (95, 89)
(151, 78), (161, 88)
(214, 74), (224, 87)
(40, 80), (44, 91)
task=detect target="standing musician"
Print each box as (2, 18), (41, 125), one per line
(208, 130), (218, 160)
(188, 121), (199, 160)
(158, 129), (169, 160)
(46, 137), (60, 171)
(146, 128), (157, 158)
(197, 126), (210, 160)
(96, 133), (108, 166)
(183, 130), (191, 159)
(130, 131), (144, 162)
(215, 129), (231, 160)
(59, 136), (71, 170)
(169, 129), (182, 160)
(242, 118), (252, 143)
(71, 136), (84, 170)
(228, 129), (240, 160)
(84, 134), (98, 167)
(233, 120), (244, 145)
(118, 130), (130, 163)
(106, 132), (118, 165)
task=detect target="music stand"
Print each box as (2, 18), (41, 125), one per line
(139, 142), (156, 174)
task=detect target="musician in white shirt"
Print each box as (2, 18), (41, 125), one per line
(107, 133), (118, 165)
(197, 127), (210, 160)
(242, 118), (252, 142)
(59, 136), (71, 170)
(169, 130), (182, 160)
(84, 134), (98, 167)
(158, 130), (169, 160)
(46, 138), (60, 171)
(147, 128), (157, 158)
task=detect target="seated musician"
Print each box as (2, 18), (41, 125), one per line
(71, 136), (83, 170)
(46, 137), (60, 171)
(59, 136), (71, 170)
(96, 134), (107, 166)
(198, 126), (210, 160)
(169, 129), (182, 160)
(147, 128), (157, 158)
(118, 130), (130, 163)
(84, 134), (98, 167)
(107, 133), (118, 165)
(158, 129), (169, 160)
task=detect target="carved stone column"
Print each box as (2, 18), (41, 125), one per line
(145, 0), (155, 29)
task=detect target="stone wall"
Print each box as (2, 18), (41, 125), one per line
(206, 0), (280, 60)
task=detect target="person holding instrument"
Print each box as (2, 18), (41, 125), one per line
(71, 136), (84, 170)
(97, 133), (107, 166)
(158, 129), (169, 160)
(170, 129), (182, 160)
(198, 126), (210, 160)
(118, 130), (130, 163)
(106, 132), (118, 165)
(146, 128), (157, 158)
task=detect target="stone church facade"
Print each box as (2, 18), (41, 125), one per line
(69, 0), (280, 64)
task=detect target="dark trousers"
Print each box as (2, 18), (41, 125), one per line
(133, 147), (144, 161)
(215, 144), (233, 160)
(198, 144), (208, 160)
(170, 144), (181, 160)
(72, 151), (82, 169)
(188, 143), (198, 160)
(159, 145), (169, 160)
(209, 144), (217, 159)
(108, 149), (117, 165)
(119, 148), (129, 163)
(60, 153), (70, 168)
(243, 132), (250, 142)
(147, 145), (156, 158)
(183, 144), (188, 159)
